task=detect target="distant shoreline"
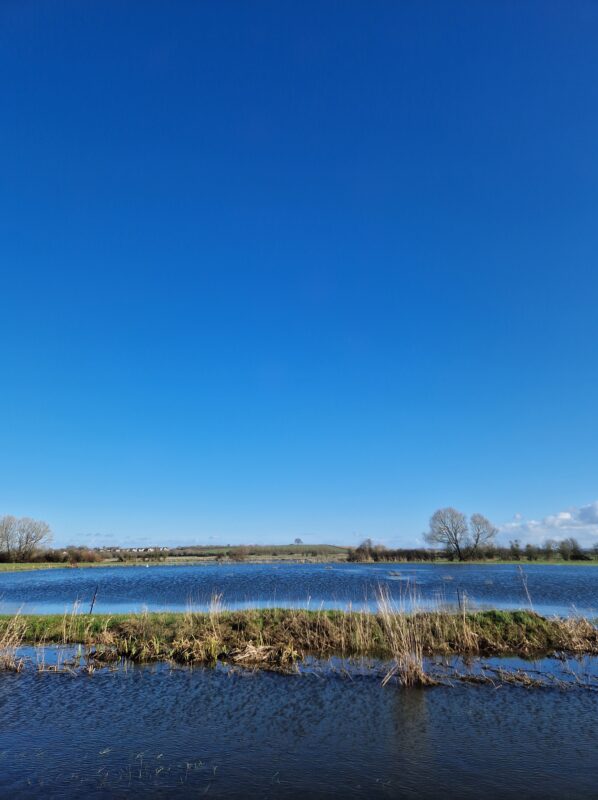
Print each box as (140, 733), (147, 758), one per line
(0, 555), (597, 573)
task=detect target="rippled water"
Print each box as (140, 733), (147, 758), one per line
(0, 663), (596, 798)
(1, 564), (597, 797)
(0, 562), (596, 616)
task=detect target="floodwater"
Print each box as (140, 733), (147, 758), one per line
(0, 562), (596, 616)
(1, 563), (597, 797)
(0, 659), (596, 798)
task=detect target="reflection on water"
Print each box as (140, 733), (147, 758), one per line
(0, 562), (596, 616)
(0, 663), (596, 798)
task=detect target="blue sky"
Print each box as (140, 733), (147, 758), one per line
(1, 1), (597, 548)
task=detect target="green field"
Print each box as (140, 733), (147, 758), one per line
(1, 550), (597, 573)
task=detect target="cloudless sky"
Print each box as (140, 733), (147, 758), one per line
(1, 1), (597, 547)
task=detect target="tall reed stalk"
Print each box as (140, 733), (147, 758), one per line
(0, 611), (26, 671)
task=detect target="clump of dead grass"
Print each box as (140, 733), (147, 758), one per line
(1, 601), (596, 681)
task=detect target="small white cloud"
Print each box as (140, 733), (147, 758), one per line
(500, 500), (598, 547)
(578, 501), (598, 525)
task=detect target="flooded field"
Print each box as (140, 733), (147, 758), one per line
(1, 563), (596, 796)
(0, 562), (596, 617)
(0, 657), (596, 798)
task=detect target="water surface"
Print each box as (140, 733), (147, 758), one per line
(0, 562), (596, 616)
(0, 663), (596, 798)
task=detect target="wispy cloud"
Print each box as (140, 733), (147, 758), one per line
(501, 501), (598, 546)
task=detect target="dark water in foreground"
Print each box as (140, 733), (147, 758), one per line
(0, 562), (596, 616)
(1, 562), (596, 798)
(0, 662), (596, 798)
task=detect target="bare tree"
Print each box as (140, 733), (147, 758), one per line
(543, 539), (558, 560)
(359, 538), (375, 551)
(0, 515), (52, 561)
(424, 508), (499, 561)
(424, 508), (469, 561)
(0, 515), (18, 561)
(469, 513), (498, 556)
(558, 537), (583, 561)
(16, 518), (51, 560)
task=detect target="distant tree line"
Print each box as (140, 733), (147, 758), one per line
(0, 521), (345, 564)
(165, 544), (345, 559)
(2, 509), (595, 565)
(501, 537), (594, 562)
(35, 547), (105, 564)
(348, 540), (441, 562)
(349, 508), (598, 563)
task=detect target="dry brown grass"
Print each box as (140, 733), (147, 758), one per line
(1, 599), (596, 682)
(0, 611), (26, 672)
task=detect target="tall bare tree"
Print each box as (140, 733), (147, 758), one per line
(424, 508), (468, 560)
(0, 515), (52, 561)
(15, 518), (52, 560)
(425, 508), (498, 560)
(0, 515), (18, 560)
(469, 513), (498, 556)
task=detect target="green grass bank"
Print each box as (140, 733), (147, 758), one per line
(2, 609), (596, 673)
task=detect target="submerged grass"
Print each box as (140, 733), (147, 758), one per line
(0, 606), (596, 685)
(0, 613), (26, 672)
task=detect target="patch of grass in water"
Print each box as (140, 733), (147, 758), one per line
(1, 607), (596, 688)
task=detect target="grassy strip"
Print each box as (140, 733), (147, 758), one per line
(0, 559), (225, 572)
(0, 563), (100, 572)
(0, 555), (349, 573)
(2, 609), (596, 667)
(172, 545), (348, 556)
